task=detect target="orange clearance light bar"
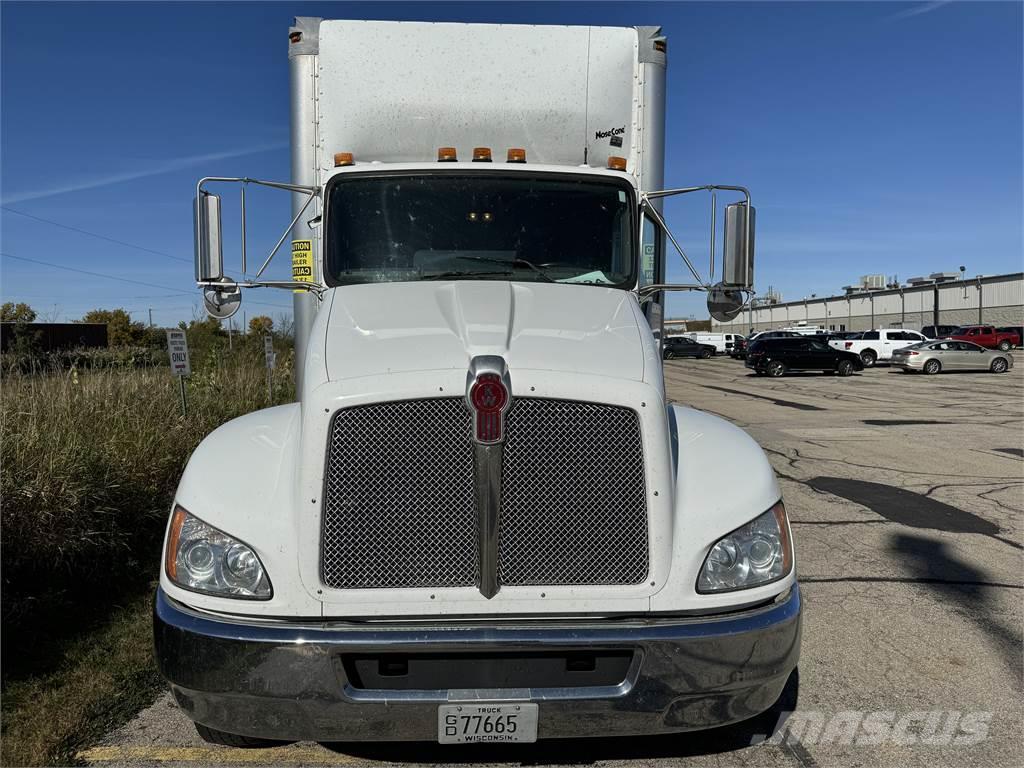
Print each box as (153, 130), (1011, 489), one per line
(438, 147), (458, 162)
(607, 156), (628, 171)
(507, 148), (527, 163)
(333, 152), (354, 167)
(472, 147), (492, 162)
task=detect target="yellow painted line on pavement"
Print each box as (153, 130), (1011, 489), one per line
(78, 745), (366, 765)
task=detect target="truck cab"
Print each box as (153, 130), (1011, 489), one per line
(155, 18), (800, 746)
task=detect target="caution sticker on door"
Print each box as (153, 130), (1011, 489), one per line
(291, 240), (313, 291)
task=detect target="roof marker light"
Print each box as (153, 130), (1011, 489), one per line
(472, 147), (492, 162)
(607, 156), (628, 171)
(333, 152), (354, 167)
(438, 147), (458, 162)
(506, 148), (527, 163)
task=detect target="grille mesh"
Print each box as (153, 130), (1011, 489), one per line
(321, 397), (648, 590)
(321, 399), (478, 589)
(499, 400), (648, 586)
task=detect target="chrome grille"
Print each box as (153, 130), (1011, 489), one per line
(321, 399), (478, 589)
(322, 397), (648, 590)
(499, 400), (648, 586)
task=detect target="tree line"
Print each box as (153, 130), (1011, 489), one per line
(2, 302), (281, 345)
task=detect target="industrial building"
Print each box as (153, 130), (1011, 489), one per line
(711, 271), (1024, 334)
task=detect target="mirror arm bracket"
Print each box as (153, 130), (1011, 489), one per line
(641, 200), (708, 287)
(198, 279), (325, 297)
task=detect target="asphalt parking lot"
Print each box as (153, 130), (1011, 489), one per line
(85, 357), (1023, 768)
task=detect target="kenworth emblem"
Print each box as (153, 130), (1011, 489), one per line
(466, 357), (512, 444)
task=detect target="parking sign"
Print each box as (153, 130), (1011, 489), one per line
(166, 330), (191, 377)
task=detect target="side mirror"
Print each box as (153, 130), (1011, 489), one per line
(194, 192), (223, 282)
(722, 202), (755, 289)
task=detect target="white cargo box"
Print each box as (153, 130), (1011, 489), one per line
(313, 21), (659, 175)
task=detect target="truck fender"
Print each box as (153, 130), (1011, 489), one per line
(650, 404), (793, 610)
(159, 403), (322, 616)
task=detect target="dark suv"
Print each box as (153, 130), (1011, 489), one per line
(921, 325), (960, 339)
(746, 337), (864, 377)
(663, 336), (716, 360)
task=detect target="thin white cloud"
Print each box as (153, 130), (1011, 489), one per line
(1, 141), (287, 205)
(884, 1), (953, 23)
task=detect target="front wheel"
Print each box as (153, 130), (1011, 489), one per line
(997, 340), (1011, 352)
(990, 357), (1008, 373)
(836, 359), (854, 377)
(194, 723), (286, 748)
(923, 359), (942, 375)
(860, 350), (877, 367)
(699, 349), (712, 359)
(664, 351), (674, 360)
(767, 360), (786, 377)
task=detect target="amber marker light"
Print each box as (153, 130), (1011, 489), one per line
(165, 505), (188, 580)
(773, 501), (794, 577)
(438, 147), (458, 162)
(507, 148), (527, 163)
(472, 147), (492, 162)
(607, 156), (628, 171)
(333, 152), (354, 167)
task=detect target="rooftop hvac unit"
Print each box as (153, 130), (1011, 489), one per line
(860, 274), (886, 290)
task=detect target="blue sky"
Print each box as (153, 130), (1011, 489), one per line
(2, 1), (1021, 326)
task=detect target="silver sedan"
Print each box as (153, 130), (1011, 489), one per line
(892, 340), (1014, 374)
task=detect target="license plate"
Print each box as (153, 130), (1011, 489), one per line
(437, 703), (538, 744)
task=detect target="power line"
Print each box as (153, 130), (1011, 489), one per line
(0, 252), (194, 294)
(1, 252), (293, 312)
(1, 205), (191, 263)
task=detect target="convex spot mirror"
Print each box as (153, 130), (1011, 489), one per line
(707, 283), (745, 322)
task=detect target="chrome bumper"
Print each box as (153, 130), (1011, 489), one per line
(154, 585), (801, 741)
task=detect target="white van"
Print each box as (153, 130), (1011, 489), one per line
(683, 332), (745, 354)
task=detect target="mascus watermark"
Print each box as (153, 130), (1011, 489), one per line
(757, 710), (992, 746)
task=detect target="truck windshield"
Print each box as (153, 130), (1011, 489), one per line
(323, 174), (635, 288)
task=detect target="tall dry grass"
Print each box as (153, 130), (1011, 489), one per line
(1, 348), (294, 647)
(1, 343), (294, 765)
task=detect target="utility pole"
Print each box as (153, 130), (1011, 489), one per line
(148, 307), (154, 328)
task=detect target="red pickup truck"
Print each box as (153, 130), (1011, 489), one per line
(948, 325), (1020, 351)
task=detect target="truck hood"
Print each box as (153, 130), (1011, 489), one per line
(323, 281), (646, 382)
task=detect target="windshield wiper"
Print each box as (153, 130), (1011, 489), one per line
(420, 270), (514, 280)
(456, 255), (557, 283)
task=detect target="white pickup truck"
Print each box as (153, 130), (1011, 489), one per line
(829, 328), (928, 367)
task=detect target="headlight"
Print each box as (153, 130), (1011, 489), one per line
(165, 505), (272, 599)
(697, 501), (793, 593)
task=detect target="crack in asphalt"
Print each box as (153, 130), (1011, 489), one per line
(861, 419), (952, 426)
(994, 447), (1023, 458)
(697, 385), (827, 411)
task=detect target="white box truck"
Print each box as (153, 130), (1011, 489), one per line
(158, 18), (800, 745)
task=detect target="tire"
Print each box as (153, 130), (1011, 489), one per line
(699, 349), (712, 359)
(923, 359), (941, 375)
(860, 349), (877, 367)
(194, 722), (285, 748)
(997, 340), (1011, 352)
(836, 359), (854, 377)
(664, 351), (674, 360)
(767, 360), (786, 377)
(990, 357), (1008, 373)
